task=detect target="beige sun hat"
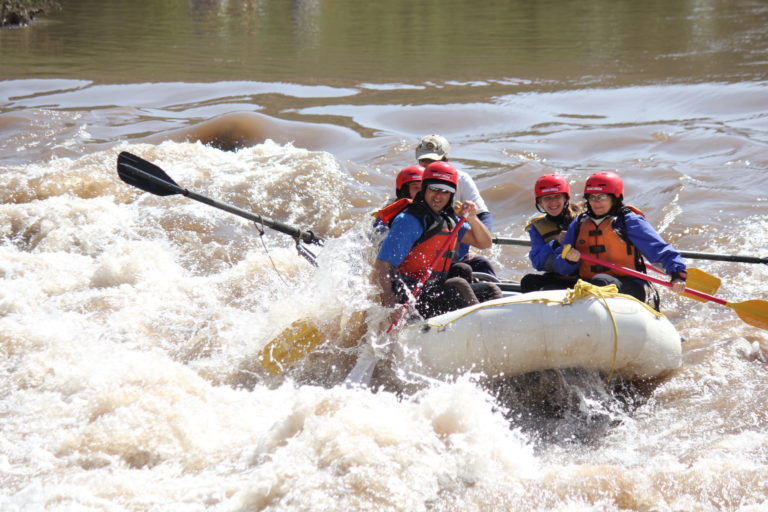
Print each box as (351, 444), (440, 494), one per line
(415, 134), (451, 161)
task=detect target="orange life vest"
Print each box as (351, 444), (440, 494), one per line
(574, 206), (646, 279)
(374, 199), (460, 281)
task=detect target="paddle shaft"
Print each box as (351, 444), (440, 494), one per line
(118, 153), (322, 246)
(575, 251), (768, 331)
(493, 237), (767, 265)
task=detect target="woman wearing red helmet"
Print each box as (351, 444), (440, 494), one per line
(395, 165), (424, 199)
(520, 174), (582, 293)
(372, 161), (500, 319)
(553, 171), (687, 304)
(371, 165), (425, 240)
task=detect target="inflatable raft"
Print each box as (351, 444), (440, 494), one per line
(394, 282), (682, 380)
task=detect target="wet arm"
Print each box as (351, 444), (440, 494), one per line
(372, 259), (397, 308)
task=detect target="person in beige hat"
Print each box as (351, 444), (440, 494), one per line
(415, 134), (496, 277)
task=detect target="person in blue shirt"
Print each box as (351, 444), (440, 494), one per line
(520, 174), (581, 292)
(373, 161), (500, 319)
(553, 171), (687, 303)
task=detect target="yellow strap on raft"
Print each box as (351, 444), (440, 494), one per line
(563, 279), (664, 382)
(565, 280), (621, 382)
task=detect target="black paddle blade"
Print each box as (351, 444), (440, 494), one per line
(117, 151), (181, 196)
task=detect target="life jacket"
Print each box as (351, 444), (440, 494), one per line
(396, 202), (459, 281)
(574, 205), (647, 279)
(526, 215), (566, 244)
(524, 214), (575, 278)
(374, 198), (412, 227)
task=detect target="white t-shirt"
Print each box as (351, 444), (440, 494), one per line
(456, 170), (489, 214)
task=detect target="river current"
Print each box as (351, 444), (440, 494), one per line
(1, 1), (768, 511)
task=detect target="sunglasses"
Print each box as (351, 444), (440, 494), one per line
(587, 193), (611, 201)
(427, 185), (451, 193)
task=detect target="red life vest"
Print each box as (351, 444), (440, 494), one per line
(398, 220), (458, 280)
(374, 198), (412, 227)
(399, 204), (461, 281)
(375, 199), (460, 281)
(574, 206), (646, 279)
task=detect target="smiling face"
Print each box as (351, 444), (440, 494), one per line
(538, 193), (567, 216)
(587, 193), (614, 216)
(424, 185), (452, 213)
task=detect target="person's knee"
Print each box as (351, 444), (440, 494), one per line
(449, 262), (473, 281)
(520, 274), (540, 293)
(464, 254), (496, 276)
(591, 273), (619, 288)
(445, 277), (479, 306)
(472, 282), (502, 302)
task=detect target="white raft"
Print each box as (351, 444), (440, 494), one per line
(394, 283), (682, 380)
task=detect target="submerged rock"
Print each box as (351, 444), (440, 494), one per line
(1, 0), (59, 27)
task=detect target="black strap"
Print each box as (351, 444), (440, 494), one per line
(614, 210), (647, 272)
(540, 228), (561, 240)
(406, 202), (457, 247)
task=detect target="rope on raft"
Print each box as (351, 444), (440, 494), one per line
(563, 280), (664, 382)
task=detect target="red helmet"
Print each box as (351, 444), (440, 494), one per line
(584, 171), (623, 197)
(395, 165), (424, 190)
(534, 174), (570, 199)
(422, 161), (459, 193)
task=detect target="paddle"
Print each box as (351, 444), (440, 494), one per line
(646, 265), (720, 302)
(116, 151), (323, 265)
(494, 237), (768, 265)
(344, 216), (469, 387)
(259, 319), (325, 376)
(563, 246), (768, 331)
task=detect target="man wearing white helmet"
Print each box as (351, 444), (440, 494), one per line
(415, 134), (496, 276)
